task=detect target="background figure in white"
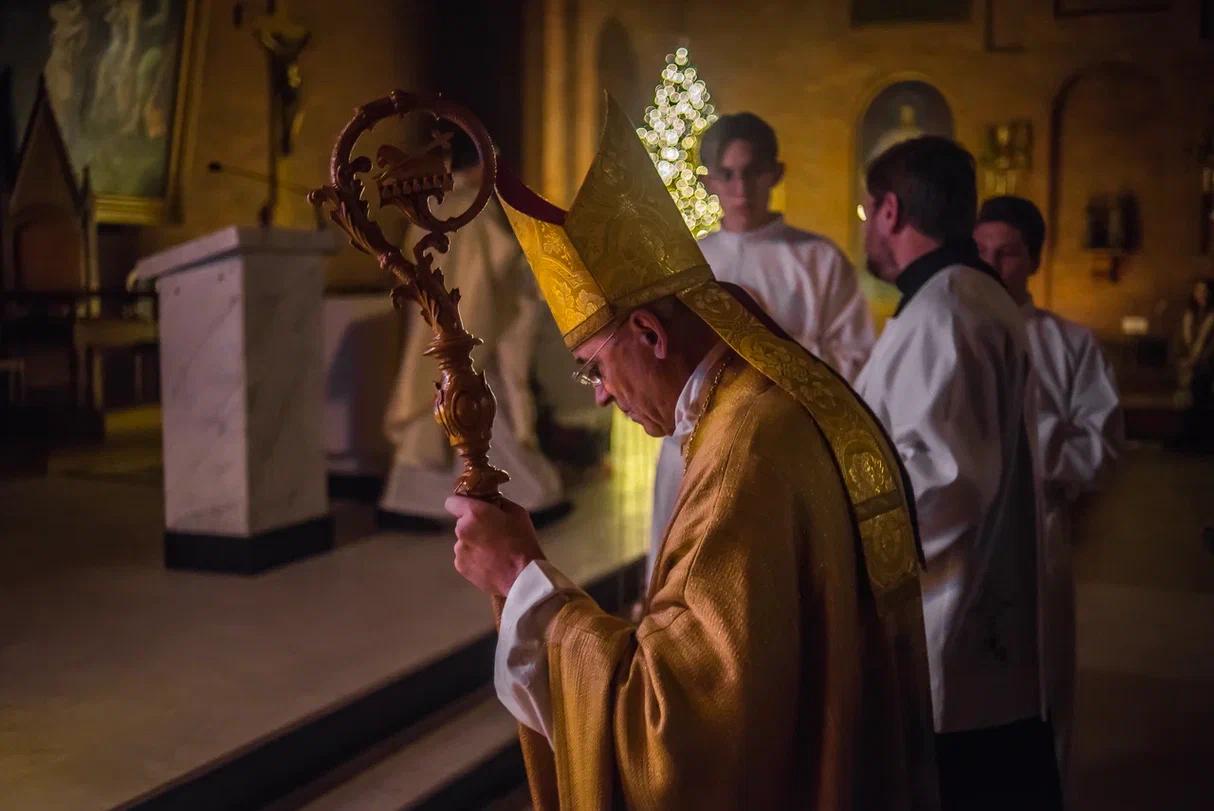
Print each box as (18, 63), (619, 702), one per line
(855, 139), (1061, 808)
(378, 142), (565, 527)
(976, 196), (1122, 774)
(649, 113), (875, 561)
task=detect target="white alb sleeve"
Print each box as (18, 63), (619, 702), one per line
(494, 559), (585, 742)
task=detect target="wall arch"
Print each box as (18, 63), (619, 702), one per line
(1045, 61), (1181, 332)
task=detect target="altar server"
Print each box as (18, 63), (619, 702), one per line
(975, 194), (1123, 774)
(854, 138), (1061, 810)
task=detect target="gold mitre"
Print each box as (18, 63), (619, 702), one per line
(496, 94), (713, 349)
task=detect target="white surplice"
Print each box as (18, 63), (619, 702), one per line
(650, 218), (875, 558)
(379, 181), (564, 518)
(854, 262), (1046, 734)
(697, 217), (875, 380)
(1024, 296), (1122, 766)
(494, 342), (729, 741)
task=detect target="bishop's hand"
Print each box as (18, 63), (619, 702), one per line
(444, 495), (543, 597)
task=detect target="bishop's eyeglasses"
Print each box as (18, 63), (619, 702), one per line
(571, 321), (623, 388)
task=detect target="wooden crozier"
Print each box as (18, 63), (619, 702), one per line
(310, 92), (559, 810)
(309, 91), (508, 501)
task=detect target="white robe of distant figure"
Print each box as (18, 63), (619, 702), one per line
(649, 217), (875, 566)
(1024, 296), (1122, 770)
(379, 173), (564, 519)
(855, 263), (1046, 734)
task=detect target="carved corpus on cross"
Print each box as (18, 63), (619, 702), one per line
(309, 92), (509, 501)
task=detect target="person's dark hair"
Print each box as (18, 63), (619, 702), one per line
(700, 113), (778, 169)
(977, 195), (1047, 265)
(865, 136), (977, 243)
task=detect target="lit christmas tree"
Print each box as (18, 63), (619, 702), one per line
(636, 47), (721, 237)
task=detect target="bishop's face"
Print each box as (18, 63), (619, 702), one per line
(572, 315), (677, 438)
(975, 221), (1036, 305)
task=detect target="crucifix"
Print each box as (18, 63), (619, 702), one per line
(234, 1), (311, 226)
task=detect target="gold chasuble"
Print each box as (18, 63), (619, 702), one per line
(495, 96), (939, 810)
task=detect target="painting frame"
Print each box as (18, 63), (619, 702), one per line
(1054, 0), (1170, 17)
(2, 0), (203, 226)
(96, 0), (202, 225)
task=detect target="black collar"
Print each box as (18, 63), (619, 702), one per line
(893, 240), (1005, 316)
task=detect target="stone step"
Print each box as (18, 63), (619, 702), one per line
(272, 545), (649, 810)
(115, 556), (641, 811)
(263, 547), (648, 811)
(271, 688), (526, 811)
(94, 464), (650, 811)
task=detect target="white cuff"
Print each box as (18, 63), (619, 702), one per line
(494, 559), (584, 741)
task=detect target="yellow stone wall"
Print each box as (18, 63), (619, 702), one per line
(526, 0), (1214, 336)
(131, 0), (428, 289)
(117, 1), (1214, 337)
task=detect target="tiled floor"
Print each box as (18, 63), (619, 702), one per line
(1069, 446), (1214, 810)
(0, 409), (657, 811)
(2, 407), (1212, 810)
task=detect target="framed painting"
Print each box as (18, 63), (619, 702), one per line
(1055, 0), (1170, 15)
(0, 0), (201, 224)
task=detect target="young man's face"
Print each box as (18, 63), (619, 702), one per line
(974, 221), (1036, 303)
(705, 139), (783, 231)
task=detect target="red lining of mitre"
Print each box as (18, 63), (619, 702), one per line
(495, 165), (568, 225)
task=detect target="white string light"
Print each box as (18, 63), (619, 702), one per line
(635, 47), (722, 237)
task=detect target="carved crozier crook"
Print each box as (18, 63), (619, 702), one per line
(309, 91), (508, 501)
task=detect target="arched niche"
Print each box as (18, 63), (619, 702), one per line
(1046, 62), (1181, 334)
